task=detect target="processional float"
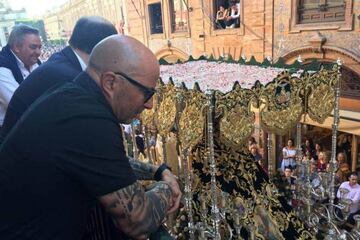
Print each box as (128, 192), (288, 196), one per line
(140, 56), (360, 239)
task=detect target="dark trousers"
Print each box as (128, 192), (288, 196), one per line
(216, 20), (226, 29)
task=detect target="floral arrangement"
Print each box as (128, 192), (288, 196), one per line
(160, 60), (285, 92)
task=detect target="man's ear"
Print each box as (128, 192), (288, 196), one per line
(100, 72), (116, 99)
(12, 43), (22, 54)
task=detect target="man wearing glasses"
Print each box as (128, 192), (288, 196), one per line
(0, 35), (181, 239)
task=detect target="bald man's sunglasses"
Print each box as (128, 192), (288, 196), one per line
(114, 72), (156, 103)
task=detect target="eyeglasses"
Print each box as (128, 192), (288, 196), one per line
(114, 72), (156, 103)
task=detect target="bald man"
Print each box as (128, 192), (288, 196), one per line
(0, 35), (181, 240)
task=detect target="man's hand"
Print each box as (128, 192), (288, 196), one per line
(161, 169), (181, 214)
(99, 181), (173, 239)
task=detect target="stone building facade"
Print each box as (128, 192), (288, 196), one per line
(44, 0), (125, 39)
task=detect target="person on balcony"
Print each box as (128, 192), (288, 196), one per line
(216, 5), (229, 29)
(225, 1), (240, 28)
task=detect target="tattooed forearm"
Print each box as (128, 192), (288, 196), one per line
(99, 181), (173, 239)
(128, 157), (158, 180)
(127, 182), (172, 236)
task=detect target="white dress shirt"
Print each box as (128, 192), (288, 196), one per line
(337, 182), (360, 214)
(72, 49), (87, 71)
(0, 51), (39, 126)
(230, 3), (240, 19)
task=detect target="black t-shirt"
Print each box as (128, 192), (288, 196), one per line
(0, 72), (137, 240)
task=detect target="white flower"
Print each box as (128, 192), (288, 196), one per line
(160, 61), (285, 93)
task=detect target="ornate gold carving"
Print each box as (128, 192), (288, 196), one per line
(178, 90), (206, 150)
(155, 84), (177, 137)
(260, 71), (303, 135)
(141, 108), (155, 127)
(261, 102), (303, 135)
(216, 85), (255, 148)
(308, 83), (335, 123)
(141, 91), (161, 127)
(306, 66), (339, 124)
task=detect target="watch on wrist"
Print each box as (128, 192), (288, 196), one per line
(154, 163), (172, 181)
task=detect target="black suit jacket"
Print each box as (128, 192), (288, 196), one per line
(0, 45), (25, 84)
(0, 46), (82, 141)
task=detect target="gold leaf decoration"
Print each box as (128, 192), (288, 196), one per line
(155, 84), (177, 137)
(216, 85), (255, 148)
(220, 105), (255, 147)
(178, 90), (206, 150)
(306, 66), (339, 124)
(307, 83), (335, 124)
(260, 71), (303, 135)
(141, 108), (155, 127)
(261, 102), (303, 135)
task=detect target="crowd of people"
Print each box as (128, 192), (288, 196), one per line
(0, 17), (181, 240)
(278, 137), (359, 227)
(247, 134), (359, 227)
(279, 137), (353, 188)
(39, 43), (66, 62)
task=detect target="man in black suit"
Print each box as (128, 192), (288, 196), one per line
(0, 16), (117, 141)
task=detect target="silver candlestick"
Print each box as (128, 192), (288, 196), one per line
(327, 62), (341, 240)
(131, 122), (138, 159)
(176, 91), (195, 240)
(206, 90), (221, 240)
(267, 133), (273, 177)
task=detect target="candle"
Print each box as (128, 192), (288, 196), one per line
(201, 197), (207, 210)
(221, 195), (226, 208)
(200, 229), (205, 239)
(235, 215), (240, 225)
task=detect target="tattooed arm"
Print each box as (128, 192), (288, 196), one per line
(128, 158), (182, 213)
(128, 157), (158, 180)
(98, 181), (173, 239)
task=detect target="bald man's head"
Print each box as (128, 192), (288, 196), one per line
(88, 35), (159, 78)
(87, 35), (159, 123)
